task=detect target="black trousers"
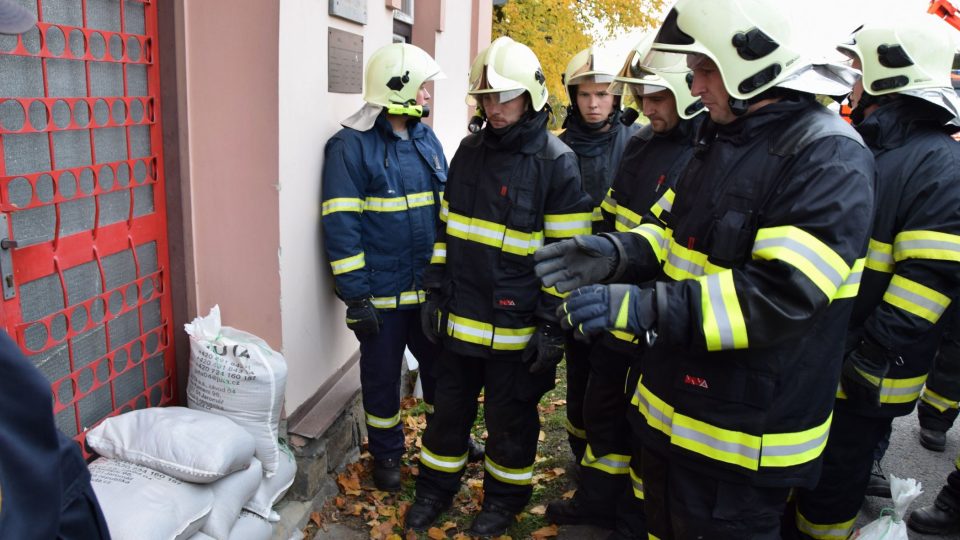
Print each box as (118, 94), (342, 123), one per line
(565, 336), (590, 463)
(641, 446), (789, 540)
(414, 349), (555, 513)
(794, 409), (893, 539)
(919, 314), (960, 432)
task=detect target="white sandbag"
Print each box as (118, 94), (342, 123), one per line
(850, 475), (923, 540)
(90, 458), (214, 540)
(202, 459), (263, 540)
(186, 305), (288, 475)
(187, 534), (215, 540)
(227, 512), (274, 540)
(243, 443), (297, 518)
(86, 406), (256, 484)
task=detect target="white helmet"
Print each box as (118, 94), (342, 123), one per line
(563, 45), (620, 105)
(363, 43), (445, 117)
(467, 36), (549, 112)
(609, 34), (705, 120)
(650, 0), (807, 100)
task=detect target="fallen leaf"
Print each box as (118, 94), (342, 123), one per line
(427, 527), (448, 539)
(310, 511), (323, 527)
(440, 521), (457, 531)
(562, 489), (576, 500)
(552, 467), (566, 476)
(529, 505), (547, 515)
(334, 496), (346, 508)
(406, 531), (419, 540)
(530, 524), (559, 539)
(337, 470), (363, 496)
(538, 430), (546, 442)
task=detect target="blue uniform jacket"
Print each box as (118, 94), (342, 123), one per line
(321, 112), (448, 309)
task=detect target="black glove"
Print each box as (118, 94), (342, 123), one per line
(534, 234), (620, 293)
(345, 297), (381, 337)
(557, 284), (657, 343)
(420, 290), (441, 344)
(840, 339), (893, 408)
(523, 321), (566, 374)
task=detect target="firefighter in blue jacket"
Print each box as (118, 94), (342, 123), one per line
(796, 15), (960, 539)
(321, 43), (454, 492)
(404, 37), (594, 537)
(535, 0), (875, 536)
(558, 44), (640, 468)
(545, 35), (706, 539)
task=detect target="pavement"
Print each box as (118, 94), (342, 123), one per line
(297, 410), (960, 540)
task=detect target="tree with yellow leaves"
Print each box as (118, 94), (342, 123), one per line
(493, 0), (667, 128)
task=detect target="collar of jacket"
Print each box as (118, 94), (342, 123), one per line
(657, 113), (706, 145)
(561, 110), (623, 158)
(481, 108), (550, 154)
(856, 96), (952, 151)
(373, 109), (426, 140)
(715, 94), (814, 146)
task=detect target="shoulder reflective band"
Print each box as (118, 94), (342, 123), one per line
(445, 312), (536, 351)
(365, 411), (400, 429)
(894, 230), (960, 262)
(322, 197), (364, 216)
(330, 252), (365, 275)
(628, 222), (668, 263)
(420, 446), (468, 473)
(581, 444), (630, 475)
(795, 509), (856, 540)
(883, 274), (951, 324)
(484, 455), (534, 485)
(920, 387), (959, 413)
(651, 188), (675, 220)
(698, 271), (748, 351)
(430, 242), (447, 265)
(834, 257), (864, 300)
(544, 212), (593, 238)
(865, 238), (894, 273)
(752, 226), (849, 299)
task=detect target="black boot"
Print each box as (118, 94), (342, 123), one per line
(864, 459), (891, 499)
(372, 458), (400, 492)
(404, 497), (449, 532)
(467, 504), (515, 537)
(467, 437), (486, 463)
(908, 498), (960, 535)
(546, 498), (615, 529)
(920, 427), (947, 452)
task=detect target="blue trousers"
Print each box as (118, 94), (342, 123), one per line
(358, 308), (439, 460)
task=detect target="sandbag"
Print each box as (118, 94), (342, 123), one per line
(202, 458), (263, 540)
(243, 443), (297, 519)
(86, 406), (255, 484)
(186, 305), (287, 475)
(90, 458), (213, 540)
(227, 512), (274, 540)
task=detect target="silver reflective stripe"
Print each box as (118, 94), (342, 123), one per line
(667, 250), (705, 277)
(760, 430), (829, 458)
(897, 238), (960, 255)
(752, 237), (844, 291)
(887, 283), (948, 319)
(843, 269), (861, 287)
(447, 318), (494, 341)
(704, 274), (736, 350)
(867, 246), (894, 265)
(635, 385), (672, 430)
(656, 193), (673, 213)
(617, 214), (640, 230)
(672, 423), (761, 463)
(880, 380), (926, 399)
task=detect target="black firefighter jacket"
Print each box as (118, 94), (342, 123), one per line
(424, 111), (594, 359)
(841, 97), (960, 418)
(613, 95), (876, 488)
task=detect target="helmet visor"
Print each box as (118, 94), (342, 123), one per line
(568, 73), (615, 86)
(639, 49), (698, 74)
(466, 88), (526, 107)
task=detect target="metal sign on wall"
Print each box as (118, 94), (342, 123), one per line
(330, 0), (367, 24)
(328, 28), (363, 94)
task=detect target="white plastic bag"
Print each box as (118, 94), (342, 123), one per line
(850, 474), (923, 540)
(186, 305), (288, 476)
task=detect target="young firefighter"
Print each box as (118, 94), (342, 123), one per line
(544, 35), (706, 540)
(405, 37), (593, 537)
(535, 0), (875, 536)
(558, 44), (640, 469)
(795, 15), (960, 539)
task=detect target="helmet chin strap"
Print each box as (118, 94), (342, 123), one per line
(729, 97), (751, 117)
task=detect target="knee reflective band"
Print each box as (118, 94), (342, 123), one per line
(630, 467), (645, 500)
(580, 444), (630, 475)
(921, 387), (960, 413)
(795, 509), (856, 540)
(419, 446), (468, 473)
(836, 373), (928, 404)
(484, 455), (534, 486)
(366, 411), (401, 429)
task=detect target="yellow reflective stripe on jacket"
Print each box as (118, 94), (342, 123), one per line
(420, 446), (468, 473)
(615, 205), (644, 232)
(752, 226), (849, 299)
(581, 444), (630, 475)
(544, 212), (593, 238)
(629, 467), (644, 500)
(609, 328), (637, 342)
(698, 271), (748, 351)
(364, 191), (435, 213)
(365, 411), (400, 429)
(601, 189), (618, 216)
(542, 285), (567, 299)
(894, 230), (960, 262)
(406, 191), (436, 209)
(920, 386), (959, 413)
(484, 456), (534, 486)
(629, 223), (668, 262)
(503, 229), (544, 256)
(651, 188), (675, 220)
(564, 417), (586, 440)
(865, 238), (894, 273)
(440, 198), (449, 223)
(837, 373), (928, 404)
(592, 207), (603, 223)
(370, 290), (426, 309)
(445, 312), (536, 351)
(330, 252), (365, 275)
(430, 242), (446, 264)
(447, 212), (506, 248)
(634, 380), (828, 471)
(795, 509), (855, 540)
(321, 197), (364, 216)
(664, 241), (727, 281)
(834, 258), (864, 300)
(883, 274), (951, 323)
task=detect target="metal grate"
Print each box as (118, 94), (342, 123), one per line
(0, 0), (174, 454)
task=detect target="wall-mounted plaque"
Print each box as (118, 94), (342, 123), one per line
(328, 28), (364, 94)
(330, 0), (367, 25)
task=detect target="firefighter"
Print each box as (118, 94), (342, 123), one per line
(794, 15), (960, 539)
(558, 44), (640, 469)
(321, 43), (478, 492)
(534, 0), (875, 536)
(544, 35), (706, 539)
(917, 305), (960, 452)
(404, 36), (593, 537)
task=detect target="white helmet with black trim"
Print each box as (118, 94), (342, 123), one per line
(467, 36), (549, 112)
(609, 33), (705, 120)
(363, 42), (445, 118)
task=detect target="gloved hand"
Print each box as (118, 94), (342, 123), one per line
(345, 297), (381, 337)
(420, 290), (441, 344)
(523, 321), (566, 374)
(557, 284), (657, 342)
(534, 234), (620, 293)
(840, 339), (893, 408)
